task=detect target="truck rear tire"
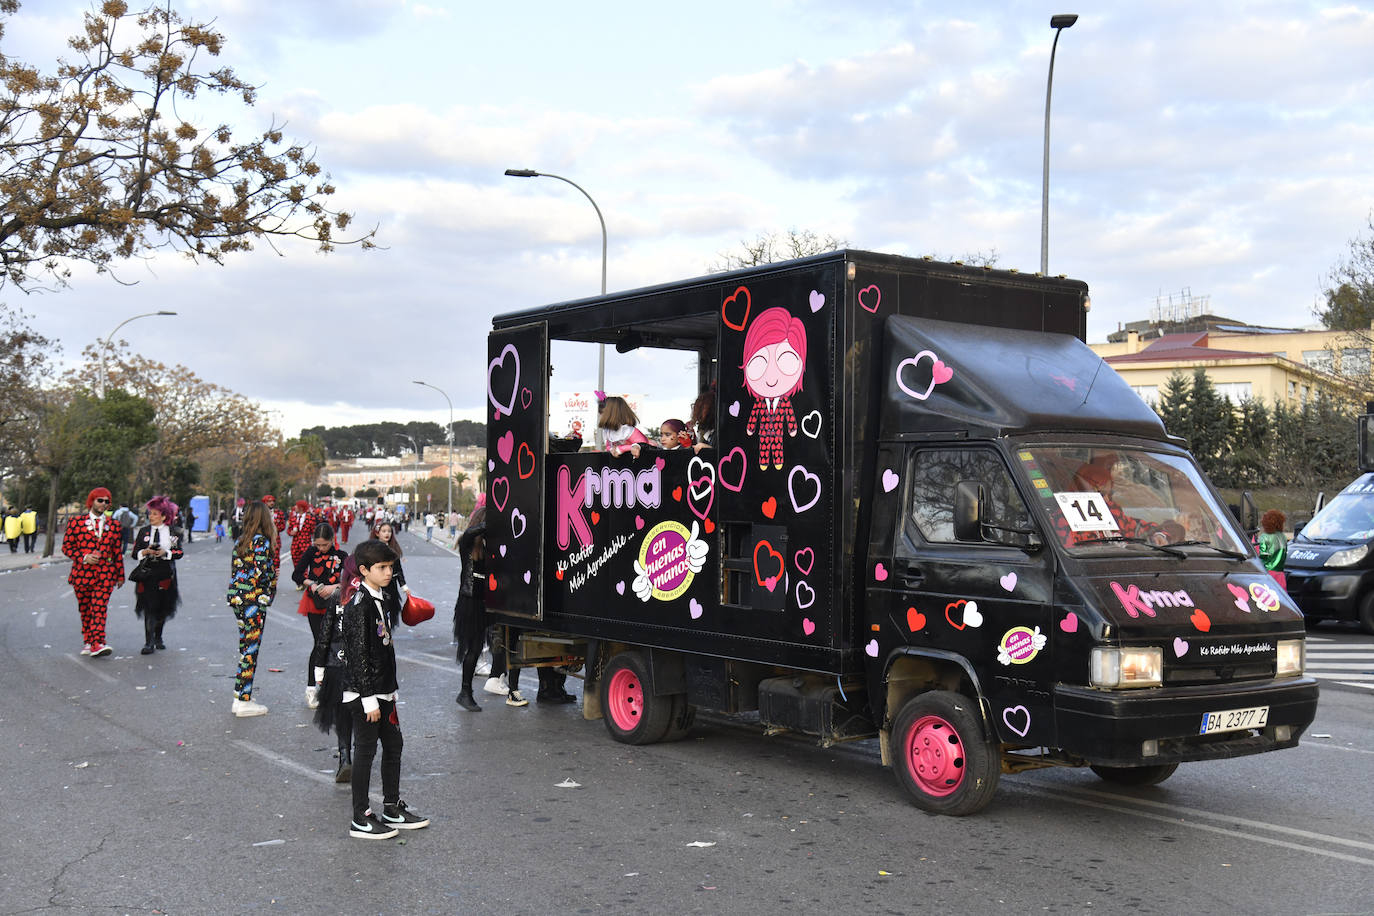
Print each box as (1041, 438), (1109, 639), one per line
(1089, 763), (1178, 786)
(661, 695), (696, 742)
(891, 691), (1000, 816)
(1359, 592), (1374, 635)
(600, 651), (672, 745)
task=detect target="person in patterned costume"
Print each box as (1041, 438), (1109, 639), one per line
(287, 499), (322, 572)
(742, 306), (808, 471)
(226, 501), (280, 717)
(62, 487), (125, 657)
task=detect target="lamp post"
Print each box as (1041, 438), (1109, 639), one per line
(412, 380), (453, 519)
(98, 310), (177, 397)
(504, 167), (608, 406)
(1040, 13), (1078, 276)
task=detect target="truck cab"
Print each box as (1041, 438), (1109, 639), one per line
(482, 250), (1319, 815)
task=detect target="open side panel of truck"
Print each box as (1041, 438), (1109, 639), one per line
(486, 321), (549, 619)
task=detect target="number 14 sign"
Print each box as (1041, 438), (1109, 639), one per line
(1053, 491), (1120, 533)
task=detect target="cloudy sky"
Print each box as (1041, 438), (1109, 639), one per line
(7, 0), (1374, 436)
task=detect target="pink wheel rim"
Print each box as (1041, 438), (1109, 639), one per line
(903, 714), (966, 797)
(607, 667), (645, 732)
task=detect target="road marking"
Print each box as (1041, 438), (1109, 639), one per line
(1305, 741), (1374, 756)
(36, 611), (46, 628)
(232, 739), (334, 785)
(65, 654), (119, 684)
(1019, 783), (1374, 866)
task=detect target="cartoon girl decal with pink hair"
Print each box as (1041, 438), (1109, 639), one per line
(742, 306), (807, 470)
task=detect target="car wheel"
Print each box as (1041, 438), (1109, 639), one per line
(891, 690), (1000, 816)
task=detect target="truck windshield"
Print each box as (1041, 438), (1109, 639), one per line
(1297, 489), (1374, 542)
(1015, 446), (1249, 557)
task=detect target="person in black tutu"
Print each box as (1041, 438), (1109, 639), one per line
(311, 570), (357, 783)
(453, 501), (488, 712)
(129, 496), (183, 655)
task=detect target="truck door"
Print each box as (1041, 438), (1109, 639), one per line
(867, 444), (1057, 746)
(485, 322), (549, 619)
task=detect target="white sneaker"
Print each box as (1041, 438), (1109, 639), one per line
(305, 685), (320, 709)
(79, 644), (93, 656)
(483, 675), (508, 696)
(232, 698), (269, 717)
(506, 690), (529, 707)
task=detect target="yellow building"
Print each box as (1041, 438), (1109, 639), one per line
(1092, 326), (1368, 409)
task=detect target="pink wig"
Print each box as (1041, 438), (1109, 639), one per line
(145, 495), (178, 524)
(740, 307), (808, 398)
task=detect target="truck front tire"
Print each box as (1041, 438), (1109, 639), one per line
(1359, 592), (1374, 635)
(600, 651), (672, 745)
(891, 690), (1000, 816)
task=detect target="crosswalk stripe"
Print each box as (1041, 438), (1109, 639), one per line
(1335, 681), (1374, 690)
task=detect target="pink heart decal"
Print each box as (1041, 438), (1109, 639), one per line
(1173, 636), (1189, 657)
(881, 469), (899, 493)
(520, 387), (532, 409)
(794, 547), (814, 575)
(523, 570), (531, 584)
(802, 617), (816, 636)
(1000, 572), (1017, 592)
(689, 599), (703, 619)
(895, 349), (952, 402)
(874, 563), (888, 582)
(865, 638), (879, 657)
(764, 576), (778, 592)
(616, 581), (626, 595)
(487, 343), (521, 418)
(655, 456), (666, 471)
(688, 476), (714, 521)
(497, 430), (514, 464)
(1059, 611), (1078, 633)
(635, 515), (645, 530)
(1002, 705), (1030, 738)
(728, 400), (741, 417)
(809, 290), (825, 312)
(490, 477), (510, 512)
(858, 284), (882, 313)
(1227, 582), (1251, 613)
(718, 447), (748, 492)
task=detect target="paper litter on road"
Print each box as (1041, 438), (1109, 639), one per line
(1311, 733), (1331, 738)
(556, 778), (581, 788)
(685, 841), (716, 847)
(251, 839), (284, 847)
(72, 761), (89, 769)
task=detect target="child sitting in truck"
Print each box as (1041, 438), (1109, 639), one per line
(598, 396), (649, 457)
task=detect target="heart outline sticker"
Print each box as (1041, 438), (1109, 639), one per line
(517, 443), (536, 479)
(753, 540), (784, 587)
(794, 547), (814, 575)
(788, 465), (821, 513)
(795, 581), (815, 609)
(510, 508), (527, 539)
(718, 447), (748, 491)
(721, 286), (751, 331)
(800, 410), (822, 439)
(858, 284), (882, 313)
(487, 344), (521, 418)
(895, 349), (953, 402)
(1002, 705), (1031, 738)
(491, 477), (510, 512)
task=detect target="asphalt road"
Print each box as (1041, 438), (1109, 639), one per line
(1, 525), (1372, 916)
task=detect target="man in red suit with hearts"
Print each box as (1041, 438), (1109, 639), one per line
(62, 487), (126, 657)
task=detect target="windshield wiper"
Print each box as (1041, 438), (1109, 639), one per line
(1074, 535), (1187, 558)
(1166, 540), (1249, 560)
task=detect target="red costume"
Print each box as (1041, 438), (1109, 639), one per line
(62, 487), (126, 654)
(338, 507), (354, 544)
(288, 501), (321, 569)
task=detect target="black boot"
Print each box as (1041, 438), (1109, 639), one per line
(140, 617), (155, 655)
(335, 746), (352, 784)
(154, 621), (166, 650)
(456, 690), (481, 712)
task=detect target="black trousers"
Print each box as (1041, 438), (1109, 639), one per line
(350, 698), (402, 821)
(306, 613), (324, 686)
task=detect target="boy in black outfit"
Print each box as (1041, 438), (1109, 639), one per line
(337, 539), (429, 839)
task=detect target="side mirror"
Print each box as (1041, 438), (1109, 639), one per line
(953, 480), (984, 542)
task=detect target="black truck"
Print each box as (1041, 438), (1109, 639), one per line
(482, 250), (1318, 815)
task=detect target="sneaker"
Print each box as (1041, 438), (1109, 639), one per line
(380, 801), (430, 830)
(231, 698), (268, 717)
(483, 675), (508, 696)
(305, 685), (320, 709)
(348, 813), (399, 840)
(79, 644), (93, 656)
(91, 644), (113, 658)
(506, 690), (529, 707)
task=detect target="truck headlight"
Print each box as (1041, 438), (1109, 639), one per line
(1089, 647), (1163, 688)
(1325, 544), (1369, 567)
(1276, 639), (1305, 677)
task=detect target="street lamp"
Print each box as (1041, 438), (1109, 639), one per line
(396, 434), (421, 520)
(504, 167), (608, 412)
(1040, 13), (1078, 276)
(412, 380), (453, 519)
(98, 310), (177, 397)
